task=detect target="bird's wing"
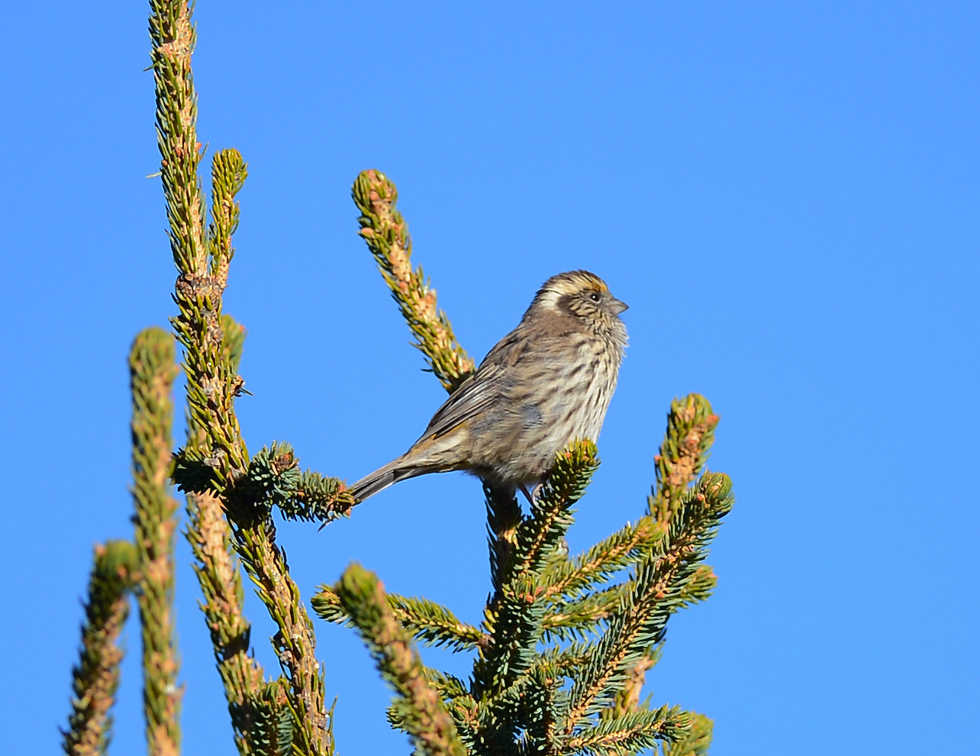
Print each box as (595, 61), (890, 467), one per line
(419, 329), (530, 441)
(419, 363), (507, 441)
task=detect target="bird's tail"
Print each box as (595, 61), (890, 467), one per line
(347, 456), (441, 502)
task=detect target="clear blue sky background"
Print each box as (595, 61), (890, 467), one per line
(2, 2), (977, 753)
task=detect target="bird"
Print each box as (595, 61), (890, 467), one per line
(349, 270), (628, 503)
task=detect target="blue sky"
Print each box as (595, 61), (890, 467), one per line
(2, 2), (977, 753)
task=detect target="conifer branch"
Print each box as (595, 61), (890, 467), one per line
(562, 705), (689, 755)
(150, 2), (332, 752)
(542, 583), (628, 639)
(186, 488), (266, 753)
(62, 541), (138, 756)
(165, 96), (264, 756)
(543, 563), (716, 642)
(129, 328), (182, 756)
(534, 640), (595, 678)
(463, 445), (599, 752)
(149, 0), (206, 276)
(475, 444), (597, 701)
(510, 442), (599, 580)
(610, 393), (719, 718)
(174, 442), (356, 525)
(674, 564), (717, 609)
(388, 596), (487, 651)
(352, 169), (476, 392)
(228, 517), (330, 755)
(208, 149), (247, 287)
(563, 474), (733, 731)
(425, 672), (472, 701)
(539, 400), (715, 616)
(312, 587), (486, 652)
(334, 564), (467, 756)
(385, 670), (480, 749)
(184, 317), (264, 755)
(541, 516), (666, 602)
(244, 443), (355, 524)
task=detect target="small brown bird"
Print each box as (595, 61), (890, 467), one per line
(349, 270), (628, 502)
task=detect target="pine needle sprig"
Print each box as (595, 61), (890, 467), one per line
(542, 562), (716, 642)
(352, 169), (476, 393)
(312, 587), (486, 652)
(334, 564), (467, 756)
(562, 705), (690, 756)
(507, 441), (600, 582)
(540, 515), (667, 603)
(563, 474), (733, 729)
(542, 582), (630, 641)
(129, 328), (182, 756)
(533, 640), (597, 678)
(62, 541), (138, 756)
(208, 149), (248, 288)
(173, 442), (356, 526)
(649, 395), (719, 520)
(242, 443), (355, 526)
(388, 596), (488, 651)
(673, 564), (718, 611)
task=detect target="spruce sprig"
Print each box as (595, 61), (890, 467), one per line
(129, 328), (182, 756)
(334, 564), (468, 756)
(312, 587), (486, 652)
(62, 541), (138, 756)
(352, 169), (476, 393)
(563, 474), (734, 728)
(473, 442), (599, 700)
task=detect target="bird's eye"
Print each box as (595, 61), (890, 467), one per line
(589, 292), (601, 302)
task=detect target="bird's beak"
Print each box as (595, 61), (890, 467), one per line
(609, 296), (628, 315)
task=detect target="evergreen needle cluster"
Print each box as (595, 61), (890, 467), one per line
(315, 438), (732, 756)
